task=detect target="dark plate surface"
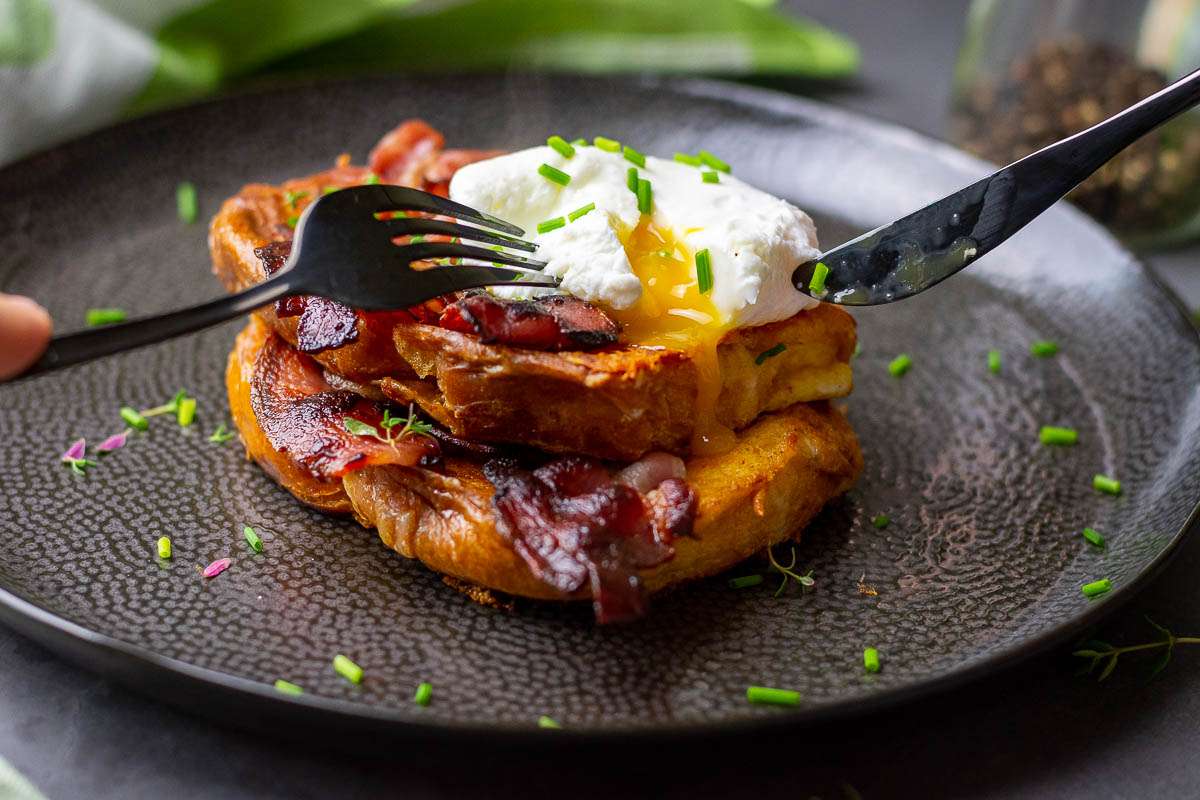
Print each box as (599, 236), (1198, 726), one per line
(0, 75), (1198, 740)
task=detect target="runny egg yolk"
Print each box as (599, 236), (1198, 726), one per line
(610, 218), (738, 456)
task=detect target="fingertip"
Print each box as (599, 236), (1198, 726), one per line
(0, 293), (53, 380)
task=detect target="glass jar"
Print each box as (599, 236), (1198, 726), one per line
(951, 0), (1200, 247)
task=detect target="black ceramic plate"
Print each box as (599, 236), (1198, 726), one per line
(0, 76), (1198, 741)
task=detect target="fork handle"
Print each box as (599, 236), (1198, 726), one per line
(19, 276), (297, 379)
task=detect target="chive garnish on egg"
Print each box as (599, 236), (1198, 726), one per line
(755, 343), (787, 365)
(701, 170), (720, 184)
(546, 135), (575, 158)
(695, 249), (713, 294)
(568, 202), (595, 222)
(537, 217), (566, 234)
(698, 150), (731, 173)
(537, 163), (571, 186)
(570, 138), (587, 146)
(623, 145), (646, 167)
(674, 152), (702, 166)
(636, 178), (653, 214)
(593, 136), (620, 152)
(626, 166), (639, 192)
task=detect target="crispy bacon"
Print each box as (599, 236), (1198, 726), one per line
(369, 120), (444, 187)
(439, 292), (619, 351)
(422, 148), (504, 196)
(250, 332), (440, 479)
(484, 455), (696, 623)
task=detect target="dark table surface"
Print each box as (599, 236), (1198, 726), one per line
(4, 2), (1200, 798)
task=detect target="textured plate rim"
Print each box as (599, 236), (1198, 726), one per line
(0, 74), (1197, 741)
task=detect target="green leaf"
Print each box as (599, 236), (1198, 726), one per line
(1072, 650), (1104, 659)
(1145, 616), (1174, 644)
(1098, 655), (1120, 682)
(343, 417), (378, 436)
(1147, 646), (1173, 680)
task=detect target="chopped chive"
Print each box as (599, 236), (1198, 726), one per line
(695, 249), (713, 294)
(208, 424), (235, 444)
(120, 406), (149, 431)
(538, 715), (561, 729)
(568, 202), (595, 222)
(243, 525), (262, 554)
(852, 341), (862, 359)
(285, 214), (299, 229)
(809, 261), (830, 296)
(987, 349), (1001, 374)
(746, 686), (800, 706)
(626, 166), (639, 192)
(1093, 474), (1122, 496)
(364, 172), (381, 185)
(622, 145), (646, 167)
(729, 574), (764, 589)
(636, 178), (653, 214)
(1082, 527), (1106, 548)
(413, 682), (433, 706)
(593, 136), (620, 152)
(871, 513), (890, 529)
(332, 654), (363, 684)
(176, 396), (197, 427)
(176, 181), (198, 223)
(863, 647), (881, 673)
(701, 170), (720, 184)
(537, 216), (566, 234)
(157, 536), (172, 560)
(755, 343), (787, 365)
(274, 679), (304, 696)
(1039, 426), (1077, 446)
(283, 189), (308, 208)
(570, 138), (587, 146)
(86, 308), (126, 326)
(537, 163), (571, 186)
(1081, 578), (1112, 599)
(674, 152), (702, 166)
(546, 135), (575, 158)
(321, 186), (339, 195)
(1030, 340), (1059, 357)
(698, 150), (731, 173)
(887, 354), (912, 377)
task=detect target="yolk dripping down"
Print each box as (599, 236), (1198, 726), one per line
(611, 219), (738, 456)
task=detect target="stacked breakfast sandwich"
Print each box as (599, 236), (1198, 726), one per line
(212, 120), (862, 622)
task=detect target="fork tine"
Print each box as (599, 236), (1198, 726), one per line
(380, 218), (538, 252)
(379, 185), (525, 236)
(401, 242), (549, 270)
(429, 265), (561, 291)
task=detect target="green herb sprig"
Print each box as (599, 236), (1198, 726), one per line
(343, 404), (434, 451)
(766, 543), (814, 597)
(1074, 617), (1200, 681)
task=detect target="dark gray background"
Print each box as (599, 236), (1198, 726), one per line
(3, 1), (1198, 797)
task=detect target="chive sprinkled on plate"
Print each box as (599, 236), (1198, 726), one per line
(1030, 340), (1059, 357)
(333, 654), (364, 684)
(698, 150), (731, 173)
(809, 261), (830, 296)
(176, 396), (196, 427)
(863, 647), (881, 673)
(871, 513), (890, 529)
(567, 202), (595, 222)
(364, 172), (381, 185)
(208, 424), (235, 444)
(1039, 426), (1077, 446)
(537, 216), (566, 234)
(537, 715), (561, 729)
(746, 686), (800, 706)
(755, 343), (787, 365)
(729, 574), (764, 589)
(701, 170), (720, 184)
(1082, 527), (1106, 548)
(537, 163), (571, 186)
(176, 181), (198, 223)
(887, 354), (912, 377)
(120, 407), (149, 431)
(695, 249), (713, 294)
(626, 166), (639, 192)
(157, 536), (172, 560)
(674, 152), (702, 166)
(1082, 578), (1112, 599)
(414, 682), (433, 706)
(987, 349), (1001, 374)
(546, 135), (575, 158)
(592, 136), (620, 152)
(622, 145), (646, 167)
(1093, 474), (1122, 495)
(243, 525), (263, 553)
(86, 308), (126, 326)
(636, 178), (652, 214)
(274, 679), (304, 696)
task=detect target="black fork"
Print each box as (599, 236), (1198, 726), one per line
(20, 185), (558, 377)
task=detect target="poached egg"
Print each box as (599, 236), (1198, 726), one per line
(448, 139), (822, 455)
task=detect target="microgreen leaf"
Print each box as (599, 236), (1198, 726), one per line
(343, 417), (379, 437)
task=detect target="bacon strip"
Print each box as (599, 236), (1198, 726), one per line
(484, 455), (696, 623)
(439, 292), (619, 351)
(250, 332), (439, 479)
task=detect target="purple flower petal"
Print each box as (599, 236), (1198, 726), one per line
(61, 438), (86, 462)
(202, 558), (231, 578)
(97, 430), (129, 453)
